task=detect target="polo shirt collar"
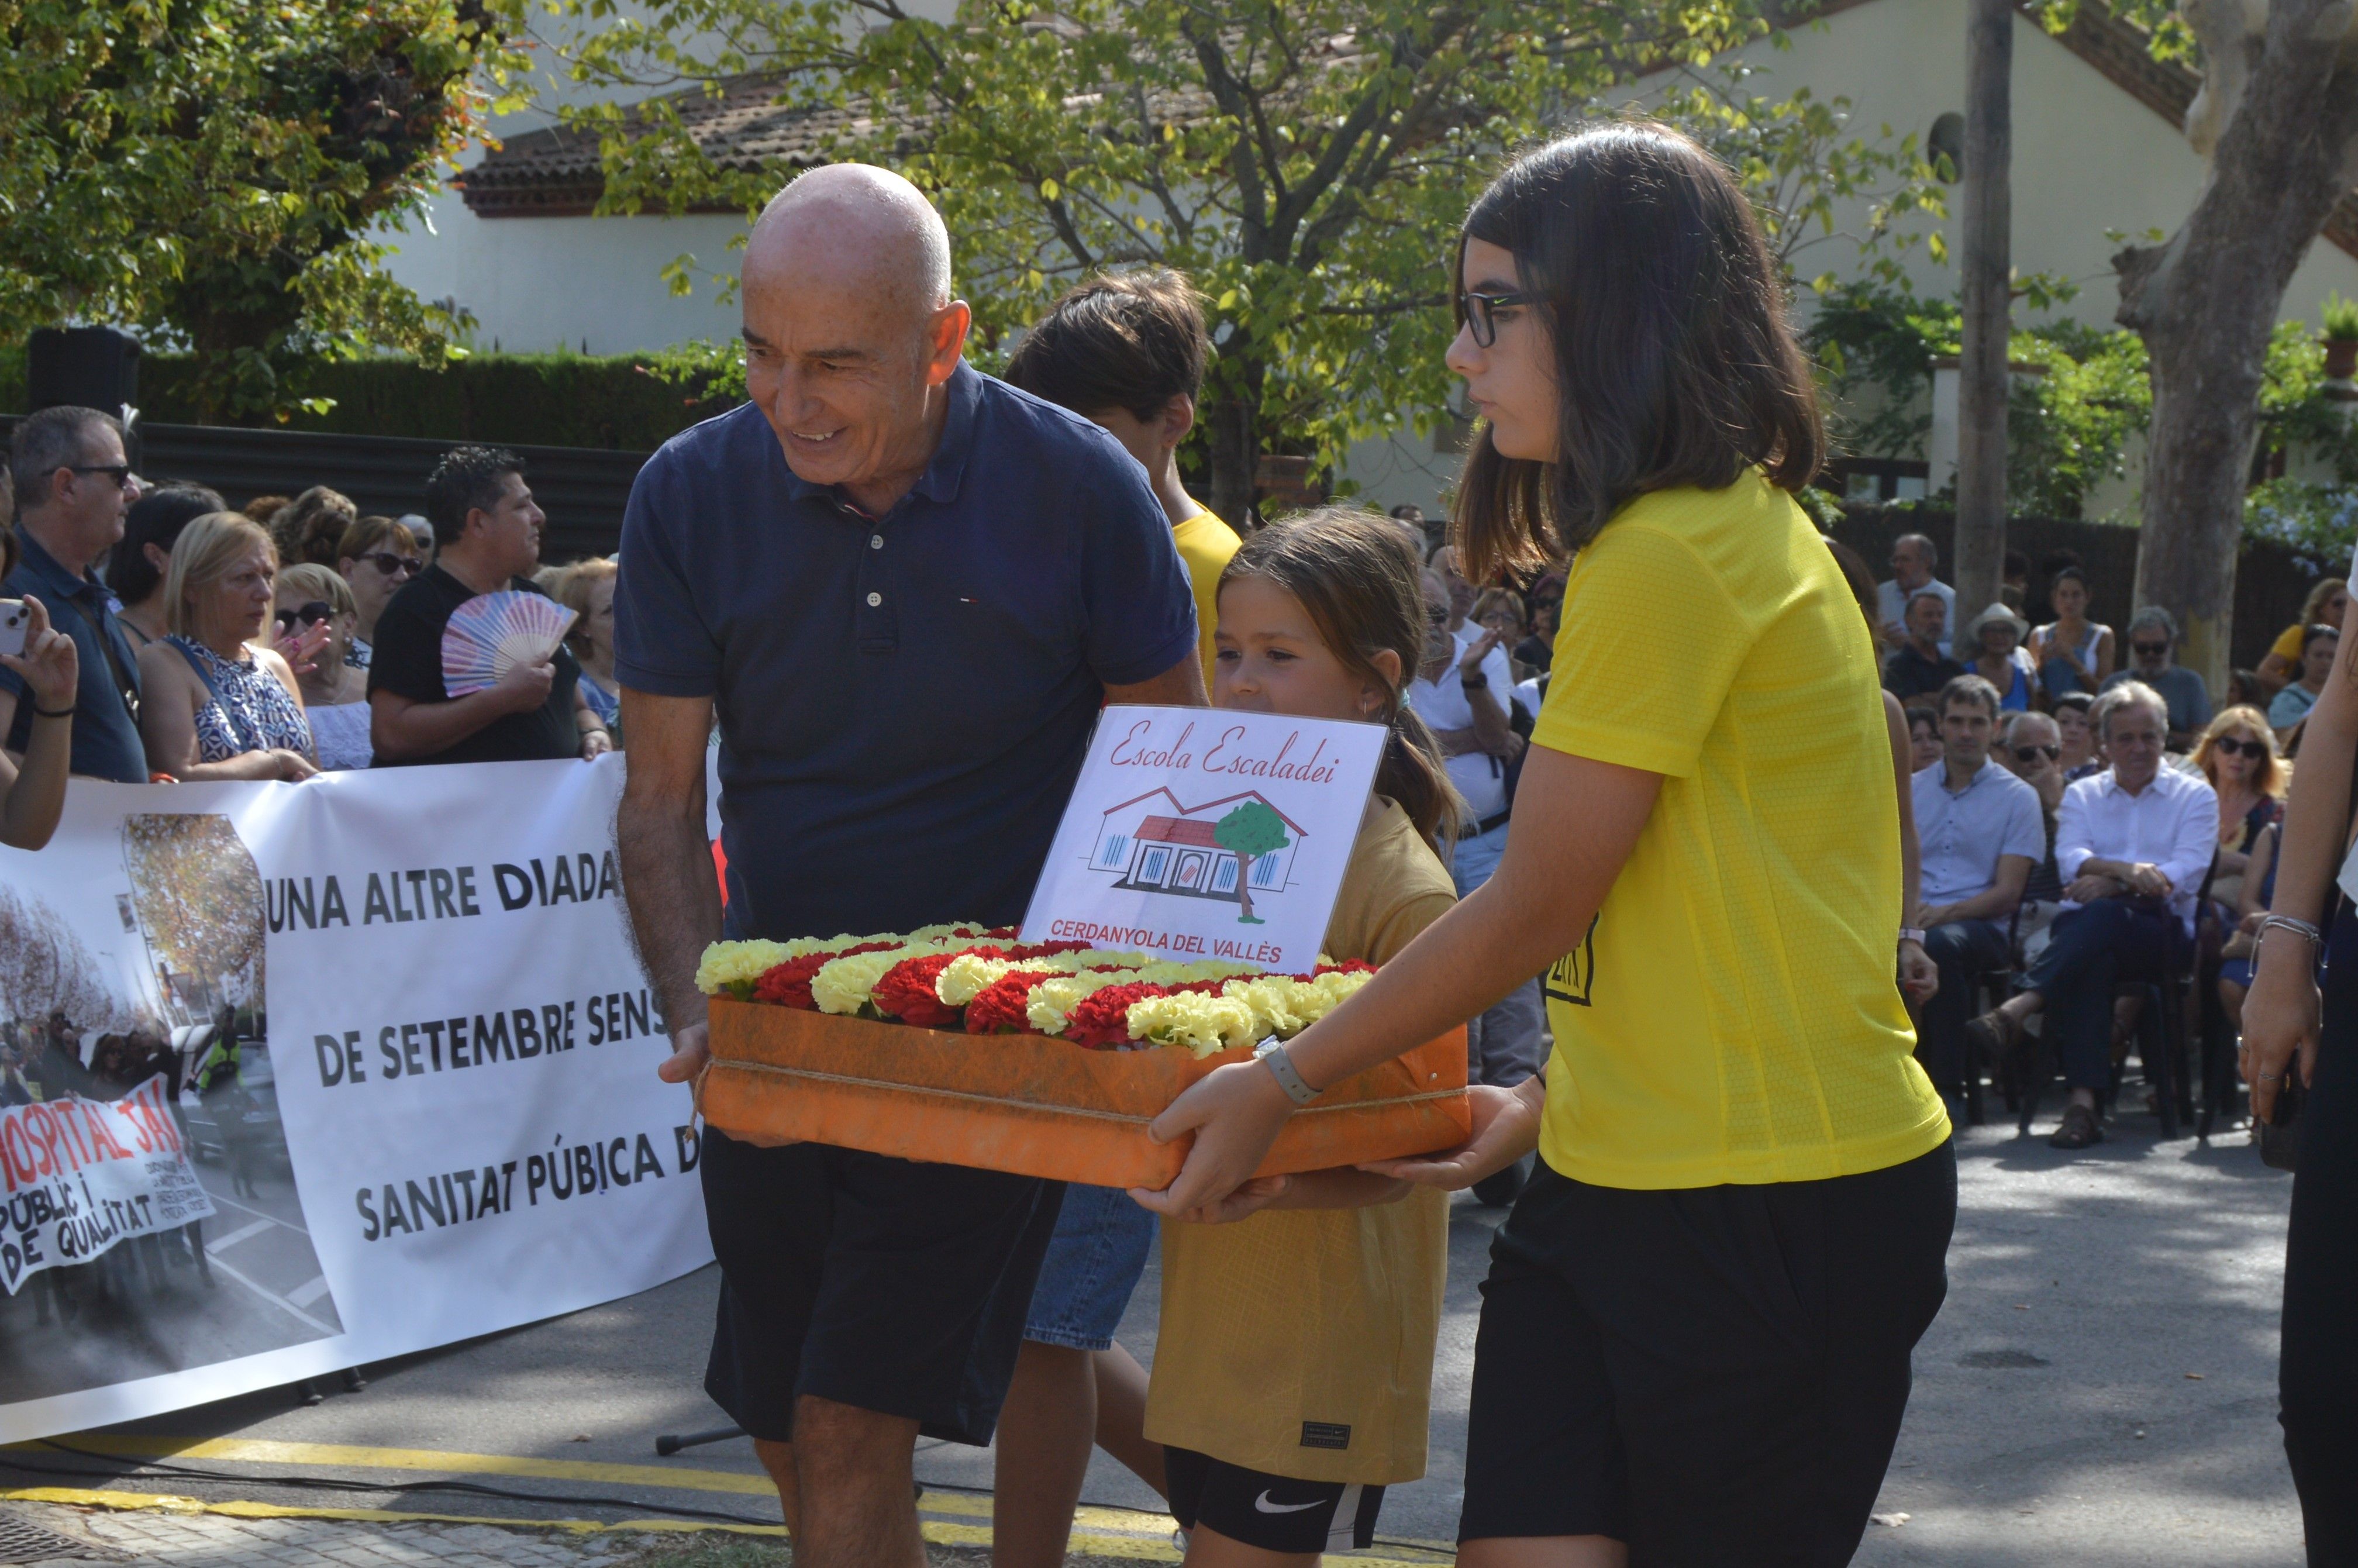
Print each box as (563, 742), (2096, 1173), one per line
(774, 360), (982, 514)
(11, 526), (94, 598)
(1941, 757), (1998, 795)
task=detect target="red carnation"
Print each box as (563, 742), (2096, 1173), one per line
(1311, 960), (1377, 979)
(1060, 982), (1171, 1049)
(752, 940), (898, 1009)
(965, 970), (1056, 1035)
(1007, 939), (1092, 960)
(873, 953), (966, 1028)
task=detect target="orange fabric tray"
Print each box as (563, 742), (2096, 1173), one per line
(699, 997), (1470, 1188)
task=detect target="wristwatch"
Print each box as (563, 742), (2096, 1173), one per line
(1254, 1039), (1320, 1105)
(1898, 928), (1928, 946)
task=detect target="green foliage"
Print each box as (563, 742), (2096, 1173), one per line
(2001, 323), (2150, 520)
(2322, 291), (2358, 343)
(1214, 800), (1291, 860)
(0, 0), (530, 423)
(550, 0), (1942, 509)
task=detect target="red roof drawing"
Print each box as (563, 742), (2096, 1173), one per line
(1099, 787), (1309, 837)
(1136, 815), (1223, 847)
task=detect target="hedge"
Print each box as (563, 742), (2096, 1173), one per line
(0, 343), (737, 453)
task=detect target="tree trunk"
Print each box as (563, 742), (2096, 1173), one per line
(1202, 345), (1264, 529)
(2120, 0), (2358, 691)
(1232, 850), (1257, 922)
(1953, 0), (2013, 618)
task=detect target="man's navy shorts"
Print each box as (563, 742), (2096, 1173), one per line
(699, 1128), (1064, 1446)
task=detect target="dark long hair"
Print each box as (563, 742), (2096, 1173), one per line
(1452, 123), (1824, 579)
(110, 484), (226, 606)
(1219, 507), (1465, 852)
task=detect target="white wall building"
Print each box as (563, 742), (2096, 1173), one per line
(378, 0), (2358, 512)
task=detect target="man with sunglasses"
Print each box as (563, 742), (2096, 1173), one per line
(2099, 605), (2212, 750)
(1909, 676), (2045, 1112)
(2, 405), (146, 782)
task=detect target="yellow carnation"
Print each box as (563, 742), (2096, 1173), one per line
(1128, 991), (1262, 1056)
(695, 940), (793, 996)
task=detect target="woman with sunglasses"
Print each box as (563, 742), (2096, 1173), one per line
(2193, 707), (2286, 912)
(138, 512), (316, 782)
(335, 515), (425, 670)
(275, 564), (373, 769)
(1136, 125), (1953, 1565)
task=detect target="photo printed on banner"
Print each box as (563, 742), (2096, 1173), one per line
(0, 810), (342, 1410)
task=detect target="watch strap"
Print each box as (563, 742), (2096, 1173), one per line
(1255, 1039), (1319, 1105)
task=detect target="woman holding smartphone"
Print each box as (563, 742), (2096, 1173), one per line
(2239, 558), (2358, 1566)
(0, 526), (83, 849)
(1137, 125), (1956, 1564)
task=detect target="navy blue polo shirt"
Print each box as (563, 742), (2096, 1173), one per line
(2, 527), (147, 783)
(615, 362), (1198, 940)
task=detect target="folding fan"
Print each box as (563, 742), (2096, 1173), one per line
(440, 591), (579, 697)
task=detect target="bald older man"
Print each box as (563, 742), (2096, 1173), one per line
(613, 166), (1203, 1565)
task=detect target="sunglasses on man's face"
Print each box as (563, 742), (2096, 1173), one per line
(2013, 744), (2060, 763)
(1425, 605), (1451, 625)
(273, 601), (332, 633)
(2131, 640), (2170, 657)
(67, 463), (136, 489)
(358, 551), (422, 578)
(2214, 736), (2270, 759)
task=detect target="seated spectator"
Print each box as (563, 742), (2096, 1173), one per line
(2001, 548), (2030, 613)
(2100, 606), (2212, 750)
(1389, 501), (1440, 557)
(2054, 690), (2101, 778)
(2226, 668), (2267, 711)
(2192, 706), (2285, 912)
(1876, 532), (1956, 654)
(1907, 699), (1944, 773)
(1998, 710), (2068, 905)
(0, 502), (80, 850)
(1960, 601), (2036, 711)
(1883, 590), (1965, 699)
(2267, 623), (2336, 745)
(268, 486), (359, 570)
(2028, 565), (2114, 701)
(1428, 542), (1480, 636)
(553, 557), (623, 745)
(335, 515), (425, 670)
(275, 564), (373, 770)
(1515, 592), (1559, 675)
(109, 484), (226, 650)
(1471, 586), (1531, 679)
(2257, 577), (2346, 694)
(1911, 676), (2045, 1106)
(1965, 683), (2218, 1149)
(369, 447), (611, 766)
(399, 514), (435, 561)
(137, 512), (318, 781)
(2216, 821), (2280, 1043)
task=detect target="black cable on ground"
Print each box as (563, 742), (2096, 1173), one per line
(4, 1443), (782, 1529)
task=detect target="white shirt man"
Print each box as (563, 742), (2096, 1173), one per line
(1876, 533), (1956, 657)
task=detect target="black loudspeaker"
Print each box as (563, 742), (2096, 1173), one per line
(27, 326), (142, 419)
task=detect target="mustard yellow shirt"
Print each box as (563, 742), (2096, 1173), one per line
(1532, 474), (1950, 1190)
(1144, 797), (1455, 1483)
(1173, 508), (1243, 691)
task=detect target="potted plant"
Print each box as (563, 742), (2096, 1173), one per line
(2323, 292), (2358, 381)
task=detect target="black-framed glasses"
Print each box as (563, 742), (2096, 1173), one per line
(1424, 605), (1451, 625)
(273, 601), (332, 633)
(1459, 289), (1536, 349)
(2214, 736), (2270, 759)
(2013, 744), (2060, 763)
(357, 551), (421, 578)
(67, 463), (135, 488)
(2131, 640), (2170, 657)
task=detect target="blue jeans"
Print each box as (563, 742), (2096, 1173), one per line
(2025, 900), (2179, 1091)
(1454, 819), (1549, 1087)
(1918, 918), (2010, 1093)
(1021, 1182), (1154, 1350)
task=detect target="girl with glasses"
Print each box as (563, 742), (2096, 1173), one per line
(334, 515), (425, 670)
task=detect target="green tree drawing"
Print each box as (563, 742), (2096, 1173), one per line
(1212, 802), (1289, 926)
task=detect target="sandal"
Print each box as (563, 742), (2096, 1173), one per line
(2049, 1101), (2105, 1150)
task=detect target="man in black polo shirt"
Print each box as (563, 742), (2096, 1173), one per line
(614, 165), (1202, 1559)
(368, 447), (612, 766)
(2, 406), (144, 781)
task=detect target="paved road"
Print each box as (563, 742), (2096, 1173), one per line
(2, 1107), (2308, 1564)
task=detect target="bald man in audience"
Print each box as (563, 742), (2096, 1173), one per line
(613, 166), (1204, 1566)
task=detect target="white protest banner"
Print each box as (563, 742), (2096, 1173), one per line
(1020, 704), (1387, 973)
(1, 1078), (215, 1295)
(0, 760), (708, 1444)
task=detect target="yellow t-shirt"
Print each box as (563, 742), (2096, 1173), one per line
(1173, 508), (1243, 690)
(2271, 622), (2308, 664)
(1532, 474), (1950, 1190)
(1144, 797), (1456, 1484)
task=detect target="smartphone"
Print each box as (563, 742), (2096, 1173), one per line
(0, 599), (27, 660)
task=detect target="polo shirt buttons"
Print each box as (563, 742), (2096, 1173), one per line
(867, 592), (883, 607)
(870, 534), (884, 549)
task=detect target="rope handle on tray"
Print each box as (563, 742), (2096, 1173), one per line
(705, 1057), (1465, 1125)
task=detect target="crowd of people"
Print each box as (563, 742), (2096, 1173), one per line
(0, 408), (620, 819)
(4, 125), (2348, 1568)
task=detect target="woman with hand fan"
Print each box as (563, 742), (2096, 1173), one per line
(136, 512), (318, 782)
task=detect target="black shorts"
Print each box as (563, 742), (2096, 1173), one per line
(1460, 1143), (1956, 1565)
(1164, 1447), (1385, 1555)
(699, 1128), (1063, 1446)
